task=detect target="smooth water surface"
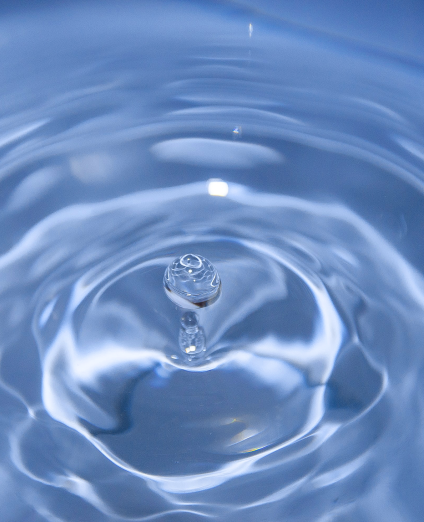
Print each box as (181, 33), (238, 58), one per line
(0, 1), (424, 521)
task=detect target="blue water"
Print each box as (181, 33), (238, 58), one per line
(1, 1), (424, 521)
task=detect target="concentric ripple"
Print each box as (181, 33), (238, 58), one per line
(1, 177), (422, 521)
(0, 2), (423, 521)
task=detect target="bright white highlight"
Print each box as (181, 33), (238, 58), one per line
(208, 179), (229, 197)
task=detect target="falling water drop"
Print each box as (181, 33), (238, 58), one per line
(163, 253), (221, 309)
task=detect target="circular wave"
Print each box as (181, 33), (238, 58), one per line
(2, 179), (421, 520)
(0, 2), (424, 521)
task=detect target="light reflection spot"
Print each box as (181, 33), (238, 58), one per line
(232, 126), (242, 138)
(208, 179), (229, 197)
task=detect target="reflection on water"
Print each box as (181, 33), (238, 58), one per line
(0, 1), (424, 521)
(208, 179), (229, 197)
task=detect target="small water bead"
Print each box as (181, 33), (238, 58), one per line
(179, 311), (206, 356)
(232, 126), (242, 139)
(180, 310), (199, 332)
(163, 254), (221, 309)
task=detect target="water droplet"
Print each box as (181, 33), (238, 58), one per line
(179, 311), (205, 356)
(232, 126), (242, 139)
(180, 310), (199, 331)
(163, 254), (221, 309)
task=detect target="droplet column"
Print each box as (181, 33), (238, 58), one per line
(163, 254), (221, 357)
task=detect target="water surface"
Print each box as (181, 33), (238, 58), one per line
(0, 2), (424, 521)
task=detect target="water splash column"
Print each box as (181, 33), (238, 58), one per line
(163, 254), (221, 357)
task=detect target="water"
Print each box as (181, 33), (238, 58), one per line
(178, 311), (206, 357)
(0, 1), (424, 521)
(163, 253), (221, 308)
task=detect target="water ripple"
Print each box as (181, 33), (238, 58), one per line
(0, 179), (420, 519)
(0, 2), (423, 520)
